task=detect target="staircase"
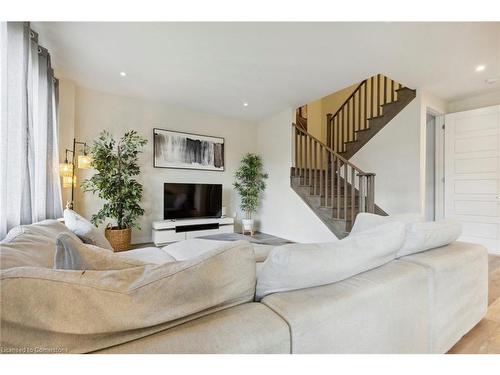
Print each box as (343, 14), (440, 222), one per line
(291, 74), (416, 238)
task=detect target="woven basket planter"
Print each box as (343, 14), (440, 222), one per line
(105, 227), (131, 252)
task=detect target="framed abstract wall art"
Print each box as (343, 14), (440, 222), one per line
(153, 128), (225, 171)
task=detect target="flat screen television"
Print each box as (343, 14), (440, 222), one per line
(164, 183), (222, 220)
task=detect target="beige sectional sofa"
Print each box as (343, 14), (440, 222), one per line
(0, 220), (488, 354)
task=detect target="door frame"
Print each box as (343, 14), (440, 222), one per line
(427, 107), (446, 220)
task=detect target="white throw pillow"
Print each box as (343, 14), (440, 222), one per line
(255, 221), (405, 300)
(63, 209), (113, 250)
(397, 219), (462, 257)
(350, 212), (424, 234)
(350, 213), (462, 257)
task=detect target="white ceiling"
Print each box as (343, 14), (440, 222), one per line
(32, 22), (500, 121)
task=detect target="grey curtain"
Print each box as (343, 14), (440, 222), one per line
(0, 22), (63, 239)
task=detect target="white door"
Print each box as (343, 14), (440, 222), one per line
(444, 105), (500, 254)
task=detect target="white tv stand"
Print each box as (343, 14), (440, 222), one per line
(152, 217), (234, 246)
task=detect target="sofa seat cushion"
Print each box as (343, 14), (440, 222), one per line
(117, 247), (176, 264)
(95, 303), (290, 354)
(256, 222), (405, 300)
(0, 240), (256, 353)
(0, 220), (82, 269)
(400, 241), (488, 353)
(261, 260), (429, 353)
(161, 239), (230, 261)
(162, 238), (275, 263)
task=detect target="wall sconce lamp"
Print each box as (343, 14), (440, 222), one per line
(59, 138), (91, 209)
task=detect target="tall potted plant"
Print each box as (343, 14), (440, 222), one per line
(233, 153), (268, 235)
(82, 130), (147, 251)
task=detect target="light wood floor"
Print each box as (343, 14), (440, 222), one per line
(448, 255), (500, 354)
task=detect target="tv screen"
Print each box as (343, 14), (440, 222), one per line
(164, 183), (222, 220)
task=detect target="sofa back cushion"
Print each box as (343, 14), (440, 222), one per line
(256, 222), (405, 300)
(1, 240), (256, 353)
(54, 233), (148, 270)
(0, 220), (82, 269)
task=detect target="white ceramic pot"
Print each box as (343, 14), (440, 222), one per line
(242, 218), (254, 232)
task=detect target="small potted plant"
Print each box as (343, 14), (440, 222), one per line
(233, 153), (268, 235)
(82, 130), (147, 251)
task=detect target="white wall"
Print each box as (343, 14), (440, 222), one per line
(448, 90), (500, 113)
(348, 90), (450, 217)
(256, 108), (338, 243)
(68, 84), (256, 244)
(349, 95), (422, 214)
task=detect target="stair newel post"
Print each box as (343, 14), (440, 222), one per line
(366, 173), (376, 213)
(294, 126), (298, 176)
(325, 151), (329, 206)
(347, 96), (354, 141)
(326, 113), (332, 150)
(319, 145), (323, 197)
(340, 109), (344, 152)
(298, 130), (303, 178)
(302, 133), (306, 180)
(308, 137), (313, 187)
(351, 167), (355, 227)
(313, 140), (318, 195)
(302, 134), (307, 185)
(337, 115), (341, 152)
(364, 81), (368, 130)
(384, 75), (388, 105)
(326, 115), (331, 148)
(343, 163), (348, 221)
(336, 157), (341, 218)
(357, 90), (361, 134)
(370, 76), (374, 120)
(330, 154), (339, 209)
(391, 79), (395, 102)
(357, 173), (366, 213)
(377, 74), (381, 116)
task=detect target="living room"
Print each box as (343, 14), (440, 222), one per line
(1, 0), (500, 372)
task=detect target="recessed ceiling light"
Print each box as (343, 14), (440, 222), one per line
(475, 65), (486, 72)
(120, 71), (127, 77)
(243, 102), (248, 107)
